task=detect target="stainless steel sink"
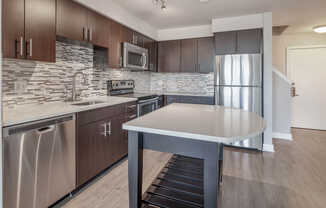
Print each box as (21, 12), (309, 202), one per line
(71, 100), (105, 106)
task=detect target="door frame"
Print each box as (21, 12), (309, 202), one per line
(286, 45), (326, 79)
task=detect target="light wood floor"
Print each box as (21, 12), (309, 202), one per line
(61, 128), (326, 208)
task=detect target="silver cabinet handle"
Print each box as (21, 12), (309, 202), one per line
(108, 121), (112, 135)
(119, 57), (123, 67)
(26, 38), (32, 57)
(102, 123), (107, 136)
(19, 36), (23, 56)
(89, 28), (93, 41)
(29, 39), (32, 57)
(83, 27), (88, 41)
(129, 114), (137, 119)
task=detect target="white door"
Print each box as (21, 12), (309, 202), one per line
(287, 46), (326, 130)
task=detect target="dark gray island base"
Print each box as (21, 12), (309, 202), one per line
(124, 104), (266, 208)
(128, 131), (223, 208)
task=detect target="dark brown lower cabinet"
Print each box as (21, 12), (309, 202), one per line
(76, 103), (134, 187)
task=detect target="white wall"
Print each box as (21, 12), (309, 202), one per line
(273, 68), (292, 140)
(212, 13), (264, 33)
(273, 32), (326, 75)
(262, 13), (274, 152)
(158, 25), (213, 41)
(75, 0), (158, 40)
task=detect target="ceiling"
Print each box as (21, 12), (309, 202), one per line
(111, 0), (326, 34)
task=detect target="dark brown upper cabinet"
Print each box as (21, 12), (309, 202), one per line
(108, 20), (122, 69)
(158, 37), (215, 74)
(121, 26), (133, 44)
(133, 32), (144, 47)
(237, 29), (262, 54)
(158, 40), (181, 73)
(56, 0), (88, 42)
(2, 0), (25, 59)
(214, 29), (262, 55)
(57, 0), (110, 47)
(180, 38), (197, 73)
(214, 31), (237, 55)
(197, 37), (215, 73)
(144, 37), (158, 72)
(87, 11), (110, 48)
(2, 0), (56, 62)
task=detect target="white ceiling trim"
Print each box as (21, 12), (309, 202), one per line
(158, 25), (213, 41)
(75, 0), (158, 39)
(212, 13), (264, 33)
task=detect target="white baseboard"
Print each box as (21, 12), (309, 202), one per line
(263, 144), (275, 152)
(273, 132), (293, 141)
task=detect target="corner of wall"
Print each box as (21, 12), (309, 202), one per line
(263, 12), (274, 147)
(263, 143), (275, 152)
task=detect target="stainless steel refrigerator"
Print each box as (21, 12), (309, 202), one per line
(214, 54), (263, 150)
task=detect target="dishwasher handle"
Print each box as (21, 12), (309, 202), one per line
(3, 114), (75, 137)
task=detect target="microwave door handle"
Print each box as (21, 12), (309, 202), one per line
(142, 54), (147, 68)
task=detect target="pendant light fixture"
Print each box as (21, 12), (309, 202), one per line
(153, 0), (167, 10)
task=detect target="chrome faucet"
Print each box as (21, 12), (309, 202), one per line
(69, 72), (87, 102)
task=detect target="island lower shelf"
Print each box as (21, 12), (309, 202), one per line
(142, 155), (204, 208)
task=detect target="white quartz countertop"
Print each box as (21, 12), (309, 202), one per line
(123, 103), (266, 144)
(3, 96), (137, 127)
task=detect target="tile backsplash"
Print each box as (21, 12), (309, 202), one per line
(2, 40), (213, 108)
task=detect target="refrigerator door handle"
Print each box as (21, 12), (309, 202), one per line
(214, 56), (221, 86)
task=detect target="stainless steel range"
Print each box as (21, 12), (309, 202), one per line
(107, 80), (159, 117)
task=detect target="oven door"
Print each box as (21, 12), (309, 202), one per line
(123, 42), (148, 70)
(137, 97), (159, 117)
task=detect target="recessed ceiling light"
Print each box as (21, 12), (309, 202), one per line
(313, 25), (326, 33)
(200, 0), (209, 2)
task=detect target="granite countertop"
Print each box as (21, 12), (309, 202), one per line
(3, 96), (137, 127)
(135, 90), (214, 97)
(123, 103), (266, 144)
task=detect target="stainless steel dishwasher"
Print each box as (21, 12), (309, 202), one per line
(3, 114), (76, 208)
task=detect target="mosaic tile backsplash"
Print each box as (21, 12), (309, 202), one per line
(2, 40), (213, 108)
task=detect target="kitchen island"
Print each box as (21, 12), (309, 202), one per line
(123, 103), (266, 208)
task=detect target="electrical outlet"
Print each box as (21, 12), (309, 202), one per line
(14, 80), (28, 94)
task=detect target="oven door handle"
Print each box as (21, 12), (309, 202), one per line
(138, 97), (159, 104)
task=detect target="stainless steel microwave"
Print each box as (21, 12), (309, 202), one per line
(122, 42), (149, 70)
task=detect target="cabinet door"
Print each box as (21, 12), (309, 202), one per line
(237, 29), (262, 54)
(180, 38), (197, 73)
(214, 31), (237, 55)
(197, 37), (215, 73)
(158, 40), (181, 73)
(108, 20), (122, 68)
(56, 0), (88, 42)
(95, 119), (115, 173)
(144, 37), (157, 72)
(134, 32), (144, 47)
(77, 122), (98, 186)
(2, 0), (25, 59)
(87, 11), (110, 48)
(121, 26), (133, 44)
(25, 0), (56, 62)
(109, 116), (126, 162)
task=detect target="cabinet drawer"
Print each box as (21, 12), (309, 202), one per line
(78, 104), (124, 126)
(125, 102), (137, 121)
